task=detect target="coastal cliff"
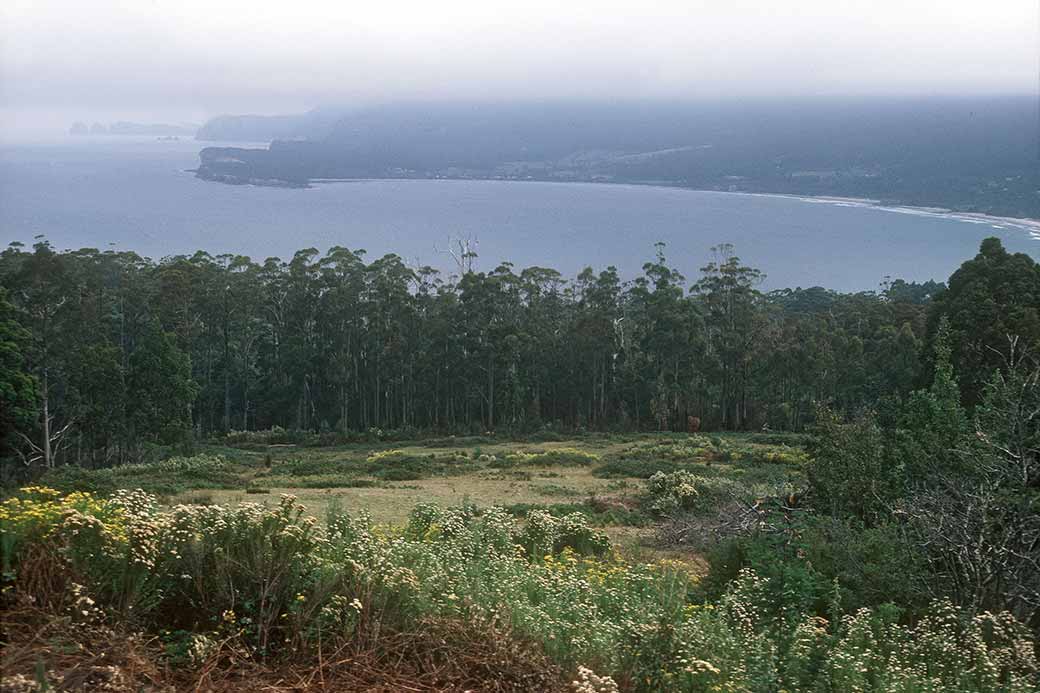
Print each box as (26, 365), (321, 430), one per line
(195, 146), (308, 187)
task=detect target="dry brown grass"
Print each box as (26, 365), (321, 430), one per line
(1, 602), (567, 693)
(1, 602), (170, 692)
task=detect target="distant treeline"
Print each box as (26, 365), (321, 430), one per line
(1, 237), (1037, 469)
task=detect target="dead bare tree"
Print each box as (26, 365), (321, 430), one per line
(17, 416), (74, 470)
(435, 235), (478, 276)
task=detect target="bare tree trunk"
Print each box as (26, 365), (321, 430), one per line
(374, 370), (380, 428)
(223, 370), (231, 432)
(487, 356), (495, 429)
(41, 369), (52, 468)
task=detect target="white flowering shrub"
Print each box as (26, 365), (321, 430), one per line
(646, 470), (740, 515)
(571, 666), (620, 693)
(516, 509), (611, 557)
(223, 426), (307, 446)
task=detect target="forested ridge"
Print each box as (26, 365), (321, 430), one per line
(1, 236), (1037, 472)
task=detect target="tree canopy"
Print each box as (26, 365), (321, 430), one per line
(2, 236), (1034, 471)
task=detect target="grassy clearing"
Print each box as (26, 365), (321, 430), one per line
(34, 433), (805, 532)
(21, 433), (807, 571)
(142, 434), (799, 528)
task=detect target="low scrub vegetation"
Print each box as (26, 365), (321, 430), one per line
(492, 447), (601, 468)
(2, 486), (1036, 692)
(593, 437), (803, 479)
(503, 501), (651, 528)
(35, 454), (239, 496)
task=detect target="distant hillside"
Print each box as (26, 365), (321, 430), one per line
(70, 121), (197, 136)
(194, 98), (1040, 219)
(195, 107), (346, 142)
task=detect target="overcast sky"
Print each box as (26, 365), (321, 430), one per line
(2, 0), (1037, 135)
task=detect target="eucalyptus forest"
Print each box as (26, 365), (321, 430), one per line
(0, 238), (979, 467)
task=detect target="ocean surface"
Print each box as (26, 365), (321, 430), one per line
(1, 136), (1037, 291)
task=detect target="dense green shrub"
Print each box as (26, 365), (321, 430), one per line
(806, 410), (898, 519)
(403, 502), (610, 557)
(516, 509), (611, 557)
(702, 514), (931, 618)
(603, 438), (714, 469)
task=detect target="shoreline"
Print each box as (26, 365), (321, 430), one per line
(304, 176), (1040, 241)
(705, 190), (1040, 241)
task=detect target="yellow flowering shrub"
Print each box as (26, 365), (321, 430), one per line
(0, 485), (126, 549)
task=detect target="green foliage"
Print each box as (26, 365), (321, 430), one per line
(899, 350), (1040, 627)
(703, 515), (929, 618)
(39, 454), (238, 495)
(594, 456), (690, 478)
(127, 319), (198, 447)
(805, 335), (1040, 628)
(692, 243), (767, 430)
(492, 447), (600, 467)
(0, 288), (36, 462)
(502, 502), (651, 527)
(808, 324), (974, 520)
(745, 431), (810, 446)
(596, 437), (804, 479)
(516, 509), (612, 557)
(0, 241), (199, 469)
(807, 410), (897, 520)
(364, 449), (475, 479)
(927, 237), (1040, 406)
(594, 438), (716, 478)
(898, 317), (974, 479)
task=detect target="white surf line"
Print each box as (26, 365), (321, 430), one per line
(306, 175), (1040, 242)
(720, 191), (1040, 242)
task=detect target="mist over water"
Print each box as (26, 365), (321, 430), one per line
(1, 137), (1036, 291)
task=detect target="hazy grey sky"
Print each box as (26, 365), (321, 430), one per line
(2, 0), (1037, 135)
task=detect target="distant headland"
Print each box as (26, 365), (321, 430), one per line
(70, 121), (198, 137)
